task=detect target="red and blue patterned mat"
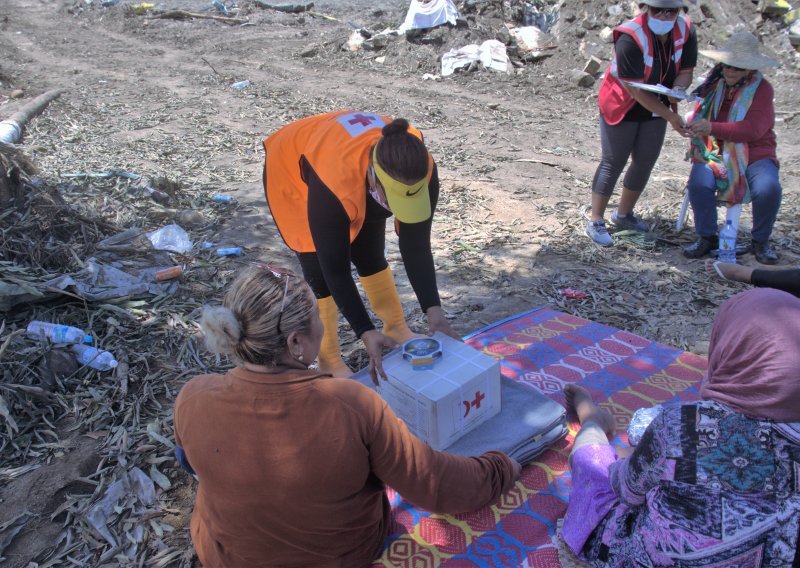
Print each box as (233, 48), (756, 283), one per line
(371, 307), (708, 567)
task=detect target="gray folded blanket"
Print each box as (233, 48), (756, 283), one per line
(350, 366), (567, 465)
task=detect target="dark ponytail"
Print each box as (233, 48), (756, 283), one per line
(376, 118), (429, 183)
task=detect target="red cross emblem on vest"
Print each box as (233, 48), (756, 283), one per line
(462, 391), (486, 417)
(348, 114), (377, 127)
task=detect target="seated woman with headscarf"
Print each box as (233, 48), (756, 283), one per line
(683, 32), (783, 265)
(560, 287), (800, 566)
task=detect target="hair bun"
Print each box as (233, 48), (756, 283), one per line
(200, 306), (242, 354)
(382, 118), (410, 137)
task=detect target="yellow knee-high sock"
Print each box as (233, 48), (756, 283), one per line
(317, 296), (352, 376)
(360, 267), (414, 344)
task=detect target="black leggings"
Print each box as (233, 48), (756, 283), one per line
(592, 116), (668, 196)
(751, 268), (800, 297)
(296, 218), (388, 299)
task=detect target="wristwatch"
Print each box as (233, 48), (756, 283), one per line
(402, 337), (443, 371)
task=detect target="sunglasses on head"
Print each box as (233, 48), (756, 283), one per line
(250, 262), (295, 335)
(650, 6), (680, 15)
(722, 63), (747, 72)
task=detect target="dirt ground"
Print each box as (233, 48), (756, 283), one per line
(1, 0), (798, 565)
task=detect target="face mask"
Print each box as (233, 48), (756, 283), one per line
(368, 169), (392, 211)
(647, 16), (676, 36)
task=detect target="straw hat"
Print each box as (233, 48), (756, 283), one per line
(639, 0), (687, 8)
(699, 32), (779, 70)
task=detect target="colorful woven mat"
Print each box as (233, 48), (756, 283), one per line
(371, 307), (708, 567)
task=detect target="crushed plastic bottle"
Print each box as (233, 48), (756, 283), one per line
(212, 195), (234, 203)
(71, 344), (118, 371)
(216, 247), (242, 256)
(717, 220), (737, 264)
(27, 321), (92, 344)
(231, 80), (251, 90)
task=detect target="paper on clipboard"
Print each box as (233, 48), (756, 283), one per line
(626, 81), (693, 100)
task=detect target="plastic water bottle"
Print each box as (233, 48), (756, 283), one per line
(71, 344), (118, 371)
(27, 321), (92, 344)
(212, 195), (234, 203)
(216, 247), (242, 256)
(718, 220), (737, 264)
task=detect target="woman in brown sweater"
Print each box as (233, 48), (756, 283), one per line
(174, 265), (520, 567)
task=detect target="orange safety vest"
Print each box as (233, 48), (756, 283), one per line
(597, 13), (690, 125)
(263, 111), (433, 253)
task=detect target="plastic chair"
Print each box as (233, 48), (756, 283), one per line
(676, 186), (742, 234)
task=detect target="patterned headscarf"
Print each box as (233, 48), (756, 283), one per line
(701, 288), (800, 422)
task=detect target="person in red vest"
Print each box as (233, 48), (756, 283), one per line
(262, 111), (459, 383)
(586, 0), (697, 246)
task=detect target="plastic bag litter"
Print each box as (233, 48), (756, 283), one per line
(45, 258), (179, 301)
(398, 0), (460, 34)
(627, 405), (664, 446)
(441, 39), (510, 77)
(147, 224), (192, 253)
(86, 467), (156, 547)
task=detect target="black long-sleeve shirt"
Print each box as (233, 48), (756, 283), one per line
(304, 159), (441, 337)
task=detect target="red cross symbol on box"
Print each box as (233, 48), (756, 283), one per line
(348, 114), (377, 127)
(462, 391), (486, 417)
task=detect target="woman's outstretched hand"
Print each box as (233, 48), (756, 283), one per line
(361, 329), (398, 386)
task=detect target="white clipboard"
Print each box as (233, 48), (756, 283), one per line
(626, 81), (695, 101)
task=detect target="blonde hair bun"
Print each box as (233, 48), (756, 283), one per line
(200, 306), (242, 354)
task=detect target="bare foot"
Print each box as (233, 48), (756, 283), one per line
(704, 259), (753, 284)
(564, 384), (616, 438)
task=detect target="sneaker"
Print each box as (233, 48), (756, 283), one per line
(752, 240), (779, 265)
(585, 220), (613, 247)
(683, 236), (718, 259)
(610, 210), (647, 232)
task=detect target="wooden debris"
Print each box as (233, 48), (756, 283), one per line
(148, 10), (249, 25)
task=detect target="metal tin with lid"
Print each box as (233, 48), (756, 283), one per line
(401, 337), (443, 371)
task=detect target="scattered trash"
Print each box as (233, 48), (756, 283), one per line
(71, 344), (119, 371)
(508, 25), (558, 63)
(154, 266), (183, 281)
(45, 258), (180, 302)
(524, 2), (559, 33)
(211, 0), (229, 16)
(344, 29), (369, 51)
(252, 1), (313, 13)
(559, 288), (589, 299)
(231, 80), (251, 89)
(26, 321), (92, 344)
(398, 0), (460, 34)
(128, 2), (154, 15)
(216, 247), (242, 256)
(212, 194), (235, 203)
(147, 224), (192, 253)
(200, 241), (215, 249)
(441, 39), (510, 77)
(422, 73), (440, 80)
(86, 467), (156, 547)
(627, 405), (663, 445)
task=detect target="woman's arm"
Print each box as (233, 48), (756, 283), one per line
(710, 81), (775, 143)
(365, 389), (519, 514)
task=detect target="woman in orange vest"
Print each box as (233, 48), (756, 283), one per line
(586, 0), (697, 246)
(263, 111), (458, 382)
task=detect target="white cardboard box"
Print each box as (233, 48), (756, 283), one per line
(377, 332), (501, 451)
